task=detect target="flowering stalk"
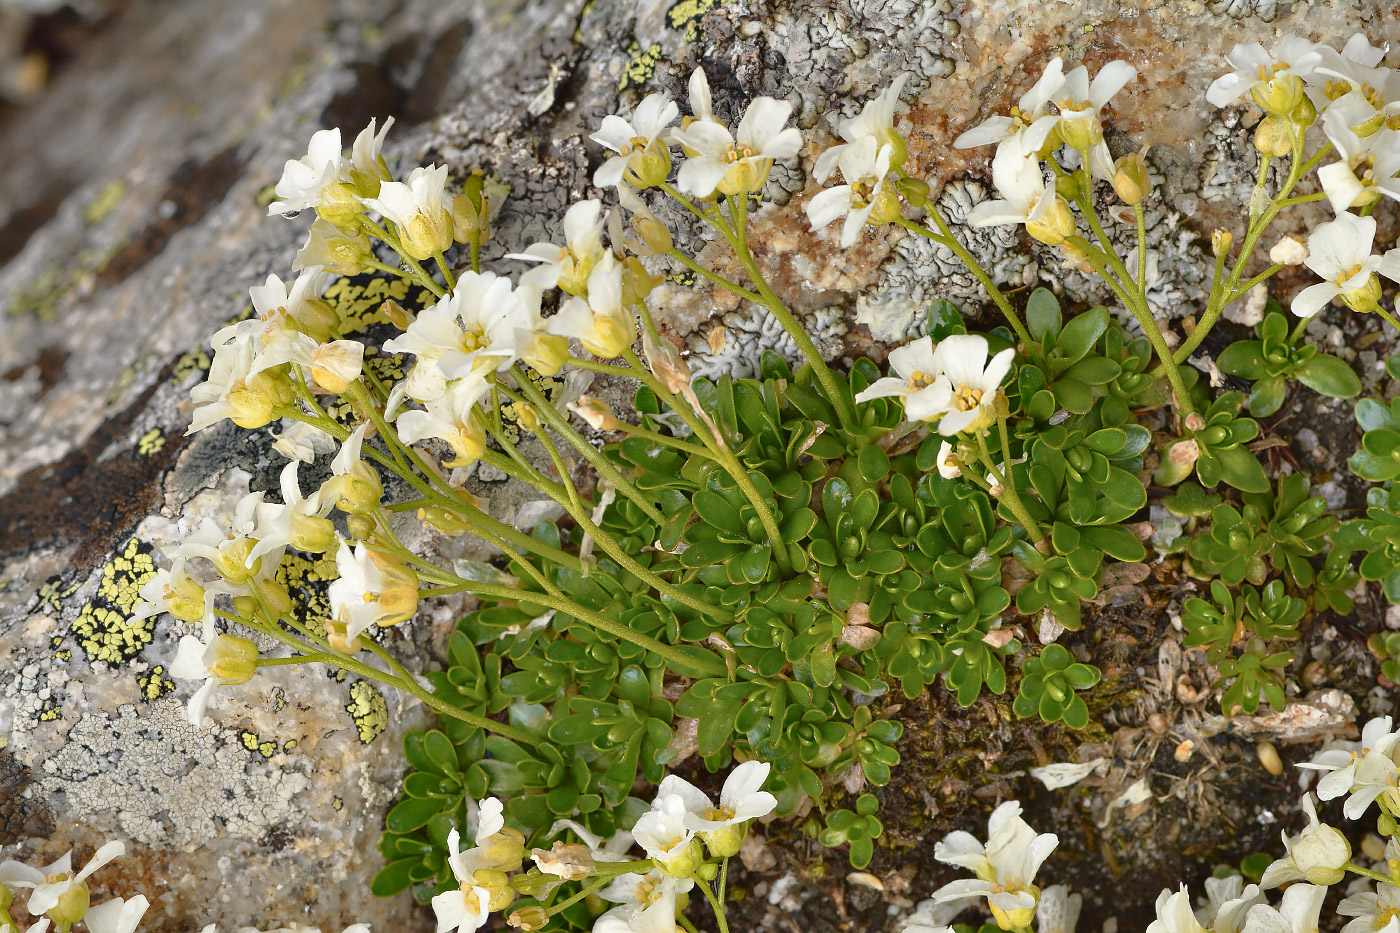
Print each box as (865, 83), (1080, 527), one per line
(975, 422), (1044, 546)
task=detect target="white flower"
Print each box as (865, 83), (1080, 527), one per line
(323, 423), (383, 514)
(953, 59), (1065, 158)
(1292, 213), (1400, 317)
(657, 761), (777, 833)
(170, 620), (258, 727)
(1338, 880), (1400, 933)
(806, 137), (897, 247)
(384, 271), (533, 383)
(349, 116), (393, 179)
(360, 164), (453, 260)
(1, 841), (125, 916)
(931, 800), (1059, 930)
(1316, 109), (1400, 214)
(1146, 886), (1207, 933)
(248, 461), (336, 562)
(133, 555), (218, 626)
(1260, 795), (1352, 888)
(814, 73), (910, 182)
(967, 145), (1068, 242)
(507, 200), (609, 294)
(269, 128), (345, 216)
(1035, 885), (1082, 933)
(173, 490), (281, 583)
(632, 795), (703, 877)
(592, 93), (679, 187)
(594, 870), (690, 933)
(327, 540), (418, 641)
(431, 829), (492, 933)
(1241, 884), (1327, 933)
(1309, 36), (1400, 132)
(217, 268), (330, 348)
(294, 217), (372, 275)
(85, 896), (150, 933)
(854, 336), (947, 420)
(1207, 37), (1322, 113)
(1052, 61), (1137, 179)
(1203, 875), (1266, 933)
(925, 335), (1016, 435)
(188, 336), (257, 434)
(394, 374), (490, 467)
(546, 252), (636, 359)
(1299, 714), (1400, 819)
(670, 68), (803, 198)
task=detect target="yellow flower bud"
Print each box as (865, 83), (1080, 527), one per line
(620, 256), (662, 307)
(167, 575), (208, 623)
(444, 415), (487, 469)
(1253, 116), (1294, 157)
(326, 613), (363, 654)
(287, 513), (336, 553)
(227, 370), (294, 430)
(1025, 195), (1076, 246)
(895, 175), (929, 208)
(252, 577), (294, 617)
(1058, 113), (1101, 151)
(213, 538), (260, 585)
(655, 837), (706, 879)
(522, 332), (570, 377)
(294, 296), (341, 344)
(507, 907), (548, 931)
(989, 887), (1040, 931)
(1212, 229), (1233, 257)
(451, 192), (488, 243)
(589, 310), (638, 360)
(515, 403), (541, 433)
(207, 634), (259, 685)
(1111, 151), (1151, 206)
(1291, 93), (1318, 129)
(328, 463), (383, 515)
(381, 298), (414, 331)
(345, 514), (376, 542)
(481, 828), (528, 872)
(700, 821), (749, 858)
(632, 212), (674, 254)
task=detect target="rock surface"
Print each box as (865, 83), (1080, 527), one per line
(1, 0), (1398, 930)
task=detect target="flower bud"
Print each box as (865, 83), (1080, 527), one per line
(655, 837), (705, 879)
(1025, 195), (1076, 246)
(895, 175), (929, 208)
(311, 340), (364, 394)
(515, 403), (541, 433)
(47, 882), (90, 929)
(866, 187), (903, 226)
(694, 861), (720, 882)
(569, 395), (619, 431)
(879, 128), (908, 170)
(522, 332), (570, 377)
(480, 827), (528, 873)
(1250, 71), (1305, 117)
(228, 371), (294, 430)
(1341, 274), (1383, 314)
(443, 415), (487, 469)
(289, 513), (337, 553)
(1289, 823), (1351, 885)
(1253, 116), (1294, 157)
(620, 256), (662, 307)
(1058, 112), (1102, 151)
(451, 192), (488, 243)
(1291, 93), (1318, 129)
(700, 822), (750, 859)
(304, 221), (374, 278)
(207, 634), (259, 685)
(399, 207), (455, 261)
(317, 182), (366, 228)
(214, 538), (260, 585)
(326, 613), (364, 654)
(418, 507), (472, 536)
(507, 907), (548, 931)
(346, 514), (376, 541)
(327, 463), (383, 515)
(381, 298), (414, 331)
(1111, 151), (1151, 206)
(631, 212), (674, 254)
(1212, 229), (1233, 257)
(252, 577), (294, 617)
(293, 296), (341, 344)
(368, 550), (419, 626)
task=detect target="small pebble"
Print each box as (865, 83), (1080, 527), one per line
(1303, 661), (1327, 687)
(1174, 740), (1194, 762)
(1257, 741), (1283, 776)
(1148, 712), (1168, 734)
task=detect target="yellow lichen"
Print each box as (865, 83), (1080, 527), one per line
(72, 538), (158, 664)
(136, 427), (166, 458)
(619, 42), (663, 91)
(138, 665), (176, 700)
(345, 681), (388, 744)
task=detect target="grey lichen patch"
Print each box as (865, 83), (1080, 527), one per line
(36, 696), (311, 847)
(688, 303), (848, 380)
(1207, 0), (1299, 22)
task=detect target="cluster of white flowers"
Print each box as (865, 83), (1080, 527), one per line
(423, 764), (775, 933)
(1200, 34), (1400, 319)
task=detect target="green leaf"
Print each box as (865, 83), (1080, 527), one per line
(1058, 306), (1109, 363)
(1247, 375), (1287, 417)
(386, 796), (445, 834)
(1295, 353), (1361, 399)
(421, 731), (459, 775)
(1027, 288), (1062, 341)
(858, 445), (891, 484)
(371, 859), (421, 897)
(1212, 444), (1270, 493)
(1356, 398), (1398, 432)
(1216, 341), (1267, 380)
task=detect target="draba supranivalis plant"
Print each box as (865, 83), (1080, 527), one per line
(1297, 714), (1400, 819)
(931, 801), (1059, 930)
(953, 57), (1064, 158)
(169, 620), (259, 727)
(1258, 794), (1352, 887)
(669, 66), (802, 198)
(591, 92), (679, 189)
(1291, 213), (1400, 318)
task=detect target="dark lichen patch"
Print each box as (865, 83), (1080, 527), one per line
(70, 537), (157, 664)
(0, 750), (55, 846)
(138, 664), (175, 701)
(345, 680), (388, 744)
(31, 575), (80, 615)
(276, 550), (338, 640)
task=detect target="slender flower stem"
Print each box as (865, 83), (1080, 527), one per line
(359, 217), (444, 298)
(1374, 305), (1400, 335)
(697, 878), (731, 933)
(1223, 264), (1283, 307)
(1346, 862), (1400, 887)
(895, 215), (1035, 349)
(433, 252), (457, 291)
(612, 420), (715, 459)
(724, 194), (856, 430)
(1133, 202), (1148, 300)
(507, 367), (666, 526)
(980, 419), (1044, 545)
(666, 248), (763, 304)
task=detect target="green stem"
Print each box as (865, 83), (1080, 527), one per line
(613, 420), (714, 459)
(1288, 315), (1311, 344)
(1223, 264), (1283, 307)
(433, 252), (457, 290)
(507, 367), (666, 526)
(1346, 862), (1400, 887)
(725, 194), (856, 430)
(980, 420), (1043, 544)
(896, 215), (1035, 349)
(666, 248), (764, 304)
(1374, 305), (1400, 334)
(360, 217), (444, 298)
(1133, 202), (1148, 302)
(697, 878), (731, 933)
(256, 653), (333, 667)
